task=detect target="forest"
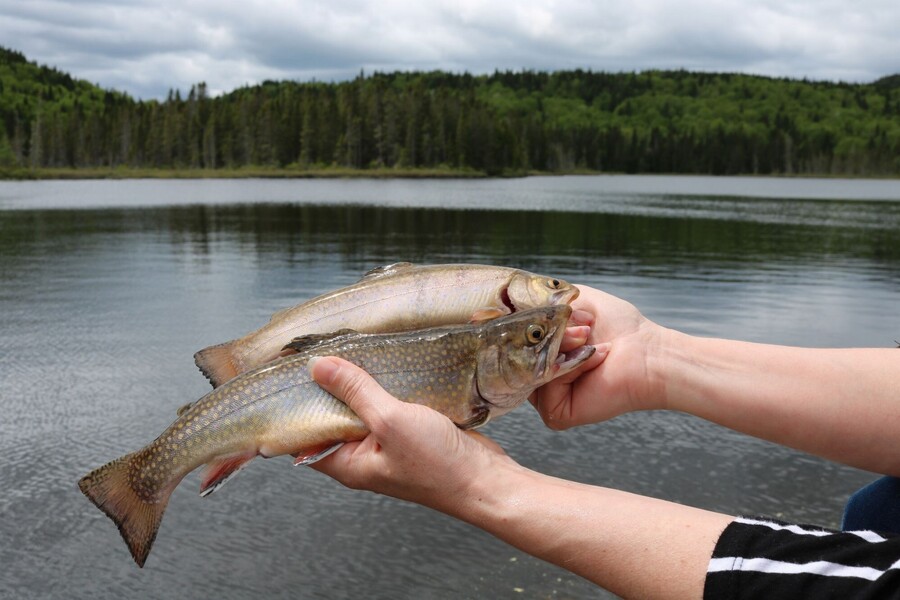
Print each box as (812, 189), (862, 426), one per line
(1, 46), (898, 177)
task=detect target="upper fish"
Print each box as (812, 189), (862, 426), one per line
(194, 262), (579, 388)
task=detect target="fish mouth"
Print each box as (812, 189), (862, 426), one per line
(554, 345), (595, 374)
(551, 286), (579, 306)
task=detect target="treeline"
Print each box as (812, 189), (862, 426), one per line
(1, 46), (899, 176)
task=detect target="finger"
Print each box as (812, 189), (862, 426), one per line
(560, 325), (591, 352)
(530, 380), (573, 430)
(308, 356), (397, 429)
(569, 309), (594, 327)
(529, 343), (610, 427)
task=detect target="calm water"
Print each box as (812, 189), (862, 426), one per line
(1, 176), (898, 599)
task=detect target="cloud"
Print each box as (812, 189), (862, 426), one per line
(0, 0), (897, 99)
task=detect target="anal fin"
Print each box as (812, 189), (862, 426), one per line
(199, 453), (256, 497)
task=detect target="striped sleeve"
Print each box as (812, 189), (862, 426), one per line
(704, 516), (900, 599)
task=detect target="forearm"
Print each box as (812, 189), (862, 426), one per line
(451, 458), (732, 600)
(655, 330), (900, 475)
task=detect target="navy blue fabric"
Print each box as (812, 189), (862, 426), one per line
(842, 476), (900, 534)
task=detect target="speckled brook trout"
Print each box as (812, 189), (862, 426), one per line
(194, 262), (579, 388)
(79, 305), (594, 568)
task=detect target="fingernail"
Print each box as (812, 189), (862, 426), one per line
(594, 342), (612, 356)
(308, 356), (338, 385)
(570, 309), (594, 326)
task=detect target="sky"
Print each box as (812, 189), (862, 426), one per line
(1, 0), (898, 100)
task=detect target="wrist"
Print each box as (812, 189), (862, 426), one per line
(449, 453), (536, 528)
(642, 324), (693, 412)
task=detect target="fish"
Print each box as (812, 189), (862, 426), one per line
(78, 305), (594, 568)
(193, 262), (579, 388)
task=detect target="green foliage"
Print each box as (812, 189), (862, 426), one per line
(0, 124), (16, 167)
(2, 47), (898, 176)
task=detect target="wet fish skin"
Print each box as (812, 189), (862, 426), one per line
(79, 305), (593, 568)
(194, 262), (579, 388)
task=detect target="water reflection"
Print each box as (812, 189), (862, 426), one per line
(5, 201), (898, 267)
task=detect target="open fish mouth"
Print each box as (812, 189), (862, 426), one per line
(555, 345), (595, 372)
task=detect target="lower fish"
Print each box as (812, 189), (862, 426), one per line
(79, 305), (594, 567)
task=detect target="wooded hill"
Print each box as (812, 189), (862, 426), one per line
(1, 46), (898, 176)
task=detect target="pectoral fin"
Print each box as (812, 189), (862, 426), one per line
(292, 443), (344, 466)
(468, 307), (508, 324)
(458, 406), (491, 430)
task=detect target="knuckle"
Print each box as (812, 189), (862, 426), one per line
(339, 370), (370, 403)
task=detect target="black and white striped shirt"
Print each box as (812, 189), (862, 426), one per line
(705, 516), (900, 598)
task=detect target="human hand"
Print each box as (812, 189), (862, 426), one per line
(531, 285), (668, 430)
(307, 356), (518, 515)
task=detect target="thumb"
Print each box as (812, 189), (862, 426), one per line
(308, 356), (397, 431)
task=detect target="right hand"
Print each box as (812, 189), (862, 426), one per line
(307, 356), (517, 515)
(531, 285), (669, 430)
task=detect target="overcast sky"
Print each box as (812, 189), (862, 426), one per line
(2, 0), (898, 99)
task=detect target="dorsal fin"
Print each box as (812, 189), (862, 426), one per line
(268, 305), (295, 323)
(358, 262), (415, 282)
(282, 328), (361, 354)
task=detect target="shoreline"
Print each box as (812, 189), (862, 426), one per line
(0, 166), (896, 181)
(0, 166), (495, 181)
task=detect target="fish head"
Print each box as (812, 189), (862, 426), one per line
(475, 305), (595, 412)
(506, 271), (579, 312)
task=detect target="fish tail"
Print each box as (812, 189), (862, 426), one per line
(78, 451), (172, 568)
(194, 341), (240, 388)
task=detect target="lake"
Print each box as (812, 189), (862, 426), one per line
(1, 175), (898, 599)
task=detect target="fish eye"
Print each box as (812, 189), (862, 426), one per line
(546, 278), (561, 289)
(526, 324), (546, 344)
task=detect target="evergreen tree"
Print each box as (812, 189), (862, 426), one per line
(1, 46), (898, 176)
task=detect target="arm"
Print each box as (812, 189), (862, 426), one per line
(308, 356), (734, 600)
(660, 332), (900, 476)
(534, 286), (900, 476)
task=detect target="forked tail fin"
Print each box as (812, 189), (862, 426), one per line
(194, 341), (240, 388)
(78, 452), (172, 568)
